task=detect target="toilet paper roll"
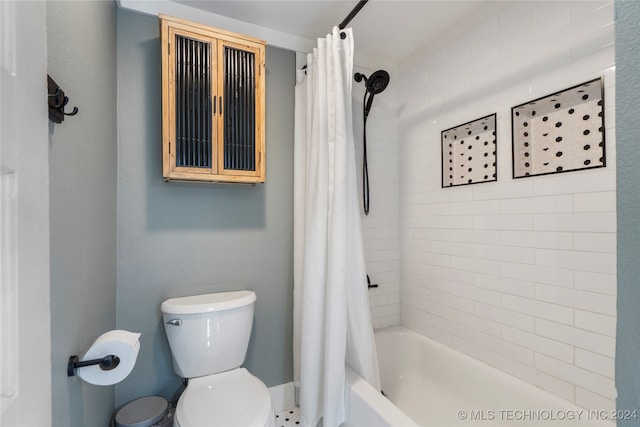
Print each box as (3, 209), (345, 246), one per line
(77, 330), (141, 386)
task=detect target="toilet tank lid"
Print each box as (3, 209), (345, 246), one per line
(161, 290), (256, 315)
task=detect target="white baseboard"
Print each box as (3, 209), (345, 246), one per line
(268, 381), (295, 412)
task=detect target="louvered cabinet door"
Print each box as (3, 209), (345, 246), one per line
(217, 40), (265, 182)
(161, 15), (266, 183)
(164, 26), (217, 180)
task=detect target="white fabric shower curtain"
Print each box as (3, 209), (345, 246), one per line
(293, 27), (381, 427)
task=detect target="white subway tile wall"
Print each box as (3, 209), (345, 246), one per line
(353, 71), (401, 329)
(397, 0), (616, 411)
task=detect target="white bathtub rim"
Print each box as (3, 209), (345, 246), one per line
(344, 368), (419, 427)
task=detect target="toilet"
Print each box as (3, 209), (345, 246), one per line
(161, 290), (276, 427)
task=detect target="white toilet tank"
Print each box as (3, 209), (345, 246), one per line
(161, 290), (256, 379)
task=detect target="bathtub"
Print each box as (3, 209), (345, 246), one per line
(344, 326), (612, 426)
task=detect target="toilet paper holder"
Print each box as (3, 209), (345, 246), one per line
(67, 354), (120, 377)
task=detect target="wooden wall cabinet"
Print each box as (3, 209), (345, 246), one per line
(160, 15), (266, 183)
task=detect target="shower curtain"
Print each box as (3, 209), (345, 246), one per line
(293, 27), (380, 427)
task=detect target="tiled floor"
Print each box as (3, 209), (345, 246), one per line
(275, 406), (300, 426)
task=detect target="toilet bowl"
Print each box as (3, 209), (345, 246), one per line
(175, 368), (275, 427)
(161, 291), (275, 427)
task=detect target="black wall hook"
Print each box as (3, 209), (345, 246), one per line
(48, 74), (78, 123)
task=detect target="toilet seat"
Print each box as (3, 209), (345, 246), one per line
(175, 368), (275, 427)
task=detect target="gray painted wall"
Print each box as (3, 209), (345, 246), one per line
(115, 9), (295, 406)
(47, 1), (118, 426)
(615, 0), (640, 421)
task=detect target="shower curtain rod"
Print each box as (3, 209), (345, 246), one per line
(302, 0), (368, 69)
(338, 0), (369, 30)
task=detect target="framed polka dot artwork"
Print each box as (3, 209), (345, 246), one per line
(512, 77), (605, 179)
(441, 113), (497, 188)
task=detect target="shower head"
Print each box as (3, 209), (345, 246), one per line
(354, 70), (389, 217)
(366, 70), (390, 95)
(354, 70), (390, 95)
